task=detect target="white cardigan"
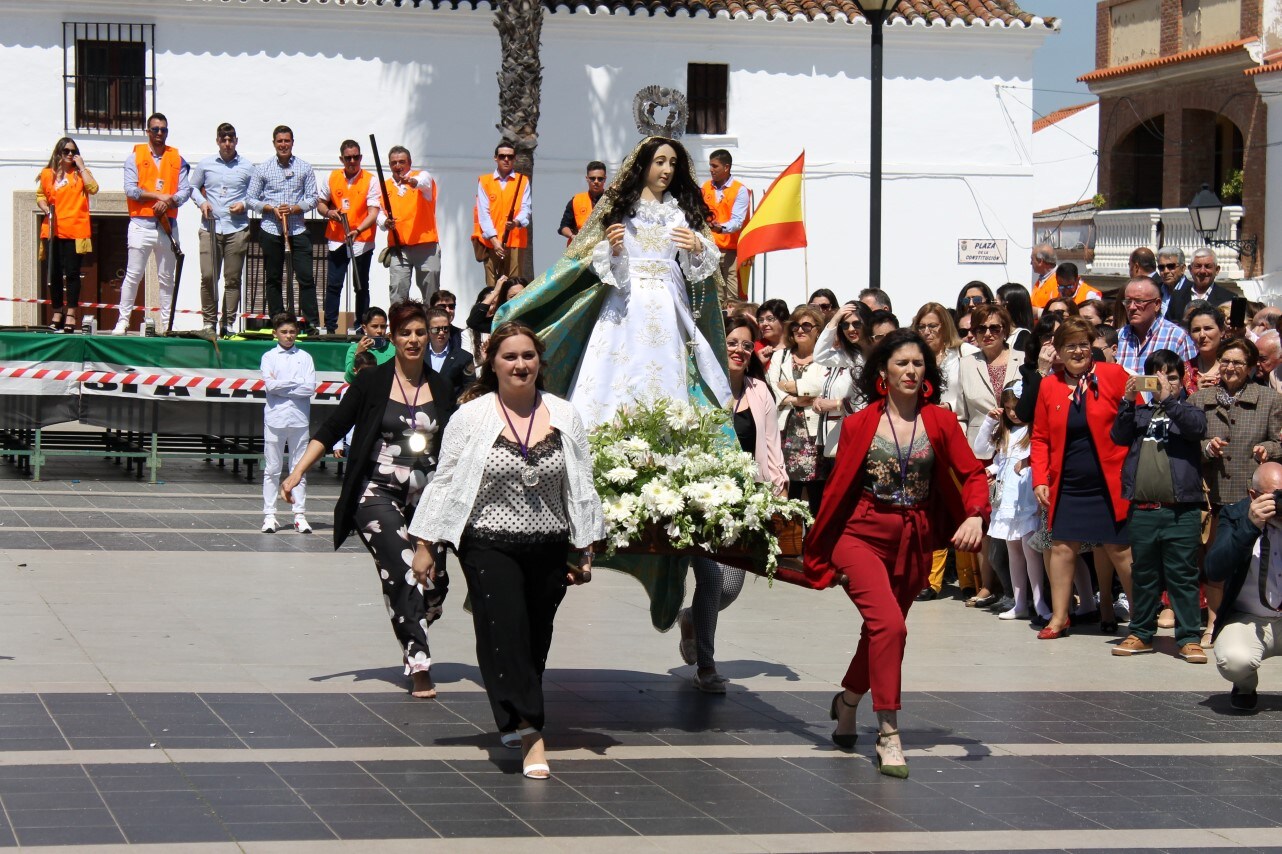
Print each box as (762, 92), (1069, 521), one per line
(408, 392), (605, 550)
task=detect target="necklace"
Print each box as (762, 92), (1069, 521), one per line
(885, 401), (920, 505)
(499, 392), (541, 487)
(393, 368), (428, 455)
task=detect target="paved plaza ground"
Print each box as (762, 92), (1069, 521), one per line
(0, 452), (1281, 852)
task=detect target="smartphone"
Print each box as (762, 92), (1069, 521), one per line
(373, 336), (387, 348)
(1231, 297), (1249, 328)
(1273, 489), (1282, 508)
(1138, 376), (1161, 393)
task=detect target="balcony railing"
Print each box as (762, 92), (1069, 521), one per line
(1092, 207), (1245, 280)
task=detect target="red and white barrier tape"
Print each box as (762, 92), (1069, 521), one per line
(0, 296), (294, 320)
(0, 366), (346, 395)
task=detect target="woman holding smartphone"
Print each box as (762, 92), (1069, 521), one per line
(344, 306), (394, 382)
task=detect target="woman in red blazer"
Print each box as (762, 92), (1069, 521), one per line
(1030, 317), (1134, 640)
(804, 329), (989, 779)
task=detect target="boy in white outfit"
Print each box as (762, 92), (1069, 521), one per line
(260, 312), (316, 533)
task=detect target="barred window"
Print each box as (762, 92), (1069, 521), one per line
(64, 23), (155, 134)
(686, 63), (728, 136)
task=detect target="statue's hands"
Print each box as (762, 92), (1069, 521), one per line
(670, 227), (699, 253)
(606, 223), (626, 256)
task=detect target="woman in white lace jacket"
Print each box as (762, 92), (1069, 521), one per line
(409, 322), (604, 781)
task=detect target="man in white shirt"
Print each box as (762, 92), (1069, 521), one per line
(1205, 462), (1282, 711)
(260, 313), (316, 534)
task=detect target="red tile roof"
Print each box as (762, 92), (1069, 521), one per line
(196, 0), (1056, 26)
(1032, 100), (1093, 133)
(1244, 58), (1282, 76)
(1078, 38), (1256, 83)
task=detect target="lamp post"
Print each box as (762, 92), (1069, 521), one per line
(1187, 182), (1257, 259)
(853, 0), (897, 291)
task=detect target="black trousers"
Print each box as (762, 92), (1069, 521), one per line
(260, 230), (318, 328)
(48, 237), (82, 312)
(458, 536), (568, 732)
(324, 244), (373, 333)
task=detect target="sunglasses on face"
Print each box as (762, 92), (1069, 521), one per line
(342, 154), (362, 162)
(62, 148), (78, 155)
(810, 302), (832, 311)
(148, 126), (168, 134)
(429, 326), (451, 334)
(839, 320), (862, 331)
(1157, 263), (1180, 271)
(791, 322), (817, 333)
(437, 302), (456, 310)
(587, 176), (606, 183)
(976, 324), (1005, 335)
(496, 154), (515, 161)
(960, 327), (974, 337)
(964, 295), (987, 305)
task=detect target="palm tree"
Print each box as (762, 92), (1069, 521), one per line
(494, 0), (542, 277)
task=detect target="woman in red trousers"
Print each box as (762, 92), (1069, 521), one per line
(804, 329), (989, 778)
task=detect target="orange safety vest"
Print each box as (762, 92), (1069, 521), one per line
(126, 144), (181, 219)
(1033, 273), (1099, 307)
(384, 174), (439, 246)
(325, 169), (377, 244)
(474, 173), (529, 249)
(702, 179), (744, 251)
(39, 168), (92, 240)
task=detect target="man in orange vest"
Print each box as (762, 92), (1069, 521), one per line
(557, 161), (606, 244)
(701, 149), (749, 302)
(378, 145), (439, 305)
(113, 112), (191, 335)
(36, 137), (99, 332)
(1046, 262), (1101, 308)
(1029, 242), (1059, 310)
(473, 142), (531, 288)
(317, 139), (380, 334)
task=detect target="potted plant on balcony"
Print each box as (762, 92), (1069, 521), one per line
(1221, 169), (1243, 206)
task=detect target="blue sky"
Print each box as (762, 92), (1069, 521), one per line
(1029, 0), (1097, 115)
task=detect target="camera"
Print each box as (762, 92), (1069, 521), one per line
(1138, 376), (1161, 393)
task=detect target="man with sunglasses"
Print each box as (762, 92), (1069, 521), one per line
(317, 140), (380, 334)
(191, 123), (254, 337)
(114, 112), (191, 335)
(473, 143), (531, 288)
(423, 307), (471, 403)
(1116, 276), (1197, 375)
(558, 161), (607, 244)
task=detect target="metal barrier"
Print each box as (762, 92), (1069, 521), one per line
(0, 428), (265, 483)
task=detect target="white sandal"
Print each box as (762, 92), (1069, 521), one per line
(517, 727), (550, 779)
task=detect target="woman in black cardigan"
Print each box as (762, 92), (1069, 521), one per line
(282, 301), (456, 698)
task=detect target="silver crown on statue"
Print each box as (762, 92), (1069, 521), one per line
(633, 86), (689, 139)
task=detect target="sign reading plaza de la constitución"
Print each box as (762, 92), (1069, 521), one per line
(957, 239), (1008, 265)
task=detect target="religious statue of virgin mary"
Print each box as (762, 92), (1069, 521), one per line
(495, 87), (732, 429)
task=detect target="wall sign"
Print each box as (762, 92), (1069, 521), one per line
(957, 239), (1007, 264)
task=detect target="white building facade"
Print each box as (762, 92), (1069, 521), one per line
(2, 0), (1055, 329)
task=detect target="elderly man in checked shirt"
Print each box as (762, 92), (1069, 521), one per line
(1116, 276), (1197, 376)
(248, 125), (319, 333)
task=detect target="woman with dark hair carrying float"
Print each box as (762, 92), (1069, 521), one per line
(804, 329), (989, 778)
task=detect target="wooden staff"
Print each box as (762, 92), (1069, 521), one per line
(368, 134), (404, 263)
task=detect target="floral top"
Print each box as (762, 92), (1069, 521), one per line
(863, 432), (934, 506)
(365, 399), (440, 506)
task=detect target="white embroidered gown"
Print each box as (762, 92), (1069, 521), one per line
(569, 195), (732, 428)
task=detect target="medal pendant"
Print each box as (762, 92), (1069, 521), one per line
(407, 431), (428, 455)
(521, 466), (540, 488)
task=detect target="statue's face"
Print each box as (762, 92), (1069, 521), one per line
(645, 144), (677, 196)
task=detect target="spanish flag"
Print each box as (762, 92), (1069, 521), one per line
(736, 152), (807, 296)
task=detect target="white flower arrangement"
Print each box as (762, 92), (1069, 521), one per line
(589, 398), (812, 580)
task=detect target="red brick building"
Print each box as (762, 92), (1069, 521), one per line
(1082, 0), (1266, 276)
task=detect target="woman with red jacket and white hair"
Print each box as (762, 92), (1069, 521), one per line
(1031, 316), (1134, 640)
(804, 329), (989, 779)
(678, 315), (787, 692)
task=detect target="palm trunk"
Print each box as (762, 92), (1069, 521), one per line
(494, 0), (542, 278)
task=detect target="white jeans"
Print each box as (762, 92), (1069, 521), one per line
(119, 219), (178, 328)
(1215, 614), (1282, 692)
(263, 423), (309, 516)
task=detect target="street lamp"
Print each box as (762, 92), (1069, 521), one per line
(853, 0), (897, 291)
(1187, 182), (1257, 259)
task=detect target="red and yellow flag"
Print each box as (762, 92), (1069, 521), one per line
(736, 152), (807, 296)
